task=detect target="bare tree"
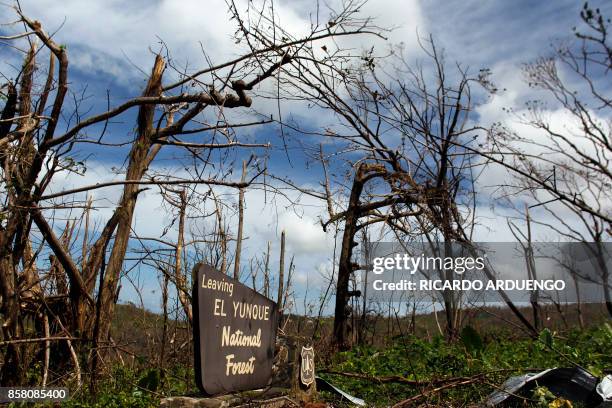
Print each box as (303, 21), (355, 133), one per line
(492, 2), (611, 317)
(0, 0), (378, 384)
(275, 33), (538, 345)
(508, 206), (543, 331)
(233, 160), (248, 280)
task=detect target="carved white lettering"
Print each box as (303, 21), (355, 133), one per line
(225, 354), (256, 376)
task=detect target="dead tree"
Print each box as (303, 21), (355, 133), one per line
(508, 206), (543, 331)
(319, 163), (422, 349)
(277, 34), (536, 344)
(233, 160), (247, 280)
(0, 1), (378, 384)
(493, 3), (611, 317)
(277, 230), (286, 311)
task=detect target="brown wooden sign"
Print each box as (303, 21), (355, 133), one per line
(193, 263), (279, 395)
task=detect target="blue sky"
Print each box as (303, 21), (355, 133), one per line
(1, 0), (609, 313)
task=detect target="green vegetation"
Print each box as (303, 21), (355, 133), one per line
(8, 365), (194, 408)
(8, 323), (610, 407)
(319, 324), (612, 406)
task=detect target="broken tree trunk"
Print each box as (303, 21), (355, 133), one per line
(233, 160), (247, 280)
(333, 163), (386, 350)
(175, 189), (192, 323)
(94, 54), (166, 353)
(277, 230), (285, 311)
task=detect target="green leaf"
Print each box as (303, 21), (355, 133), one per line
(539, 328), (554, 349)
(137, 368), (160, 392)
(460, 325), (483, 354)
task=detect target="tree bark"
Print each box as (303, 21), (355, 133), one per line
(95, 54), (166, 350)
(175, 189), (192, 322)
(333, 164), (370, 349)
(277, 231), (286, 310)
(233, 160), (247, 280)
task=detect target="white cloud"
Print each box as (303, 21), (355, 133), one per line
(44, 160), (335, 258)
(12, 0), (412, 77)
(10, 0), (231, 83)
(13, 0), (611, 315)
(472, 61), (612, 239)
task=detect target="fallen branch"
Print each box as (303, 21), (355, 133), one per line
(42, 314), (50, 386)
(320, 368), (531, 387)
(391, 373), (487, 407)
(67, 337), (82, 388)
(0, 336), (78, 346)
(321, 370), (491, 387)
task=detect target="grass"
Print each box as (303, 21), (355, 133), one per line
(6, 304), (611, 407)
(318, 323), (612, 406)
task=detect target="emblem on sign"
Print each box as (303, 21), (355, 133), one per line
(300, 346), (315, 387)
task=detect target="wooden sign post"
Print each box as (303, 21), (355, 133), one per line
(193, 263), (280, 395)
